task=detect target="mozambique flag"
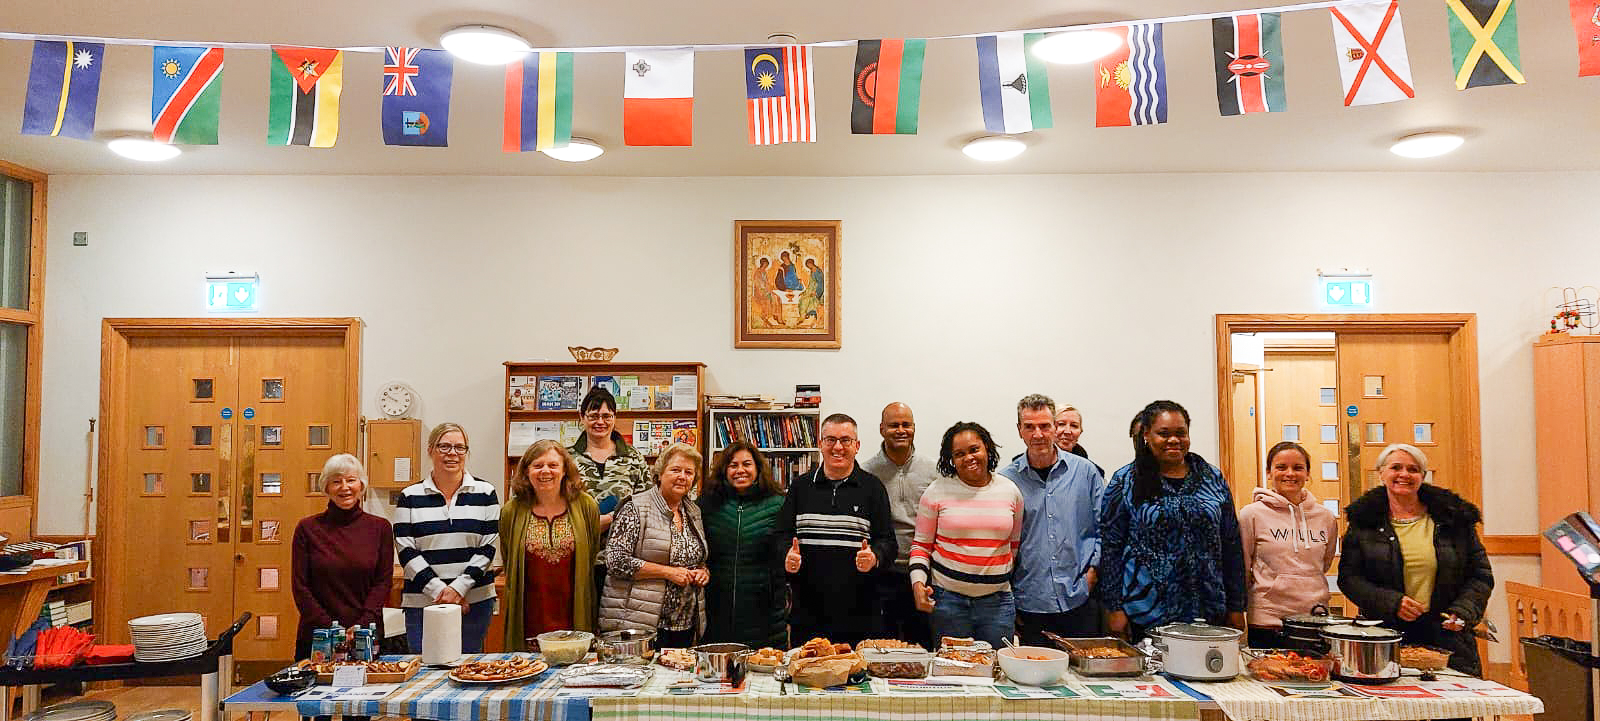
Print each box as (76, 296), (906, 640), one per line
(504, 51), (574, 152)
(851, 39), (925, 135)
(1213, 14), (1286, 115)
(22, 40), (104, 140)
(1568, 0), (1600, 76)
(267, 47), (343, 147)
(1447, 0), (1524, 89)
(975, 33), (1052, 134)
(152, 46), (224, 145)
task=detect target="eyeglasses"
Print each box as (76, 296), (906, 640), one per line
(820, 436), (858, 447)
(583, 412), (616, 422)
(434, 443), (469, 455)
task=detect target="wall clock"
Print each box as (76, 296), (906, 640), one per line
(377, 382), (417, 419)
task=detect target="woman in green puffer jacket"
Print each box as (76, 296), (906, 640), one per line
(697, 441), (788, 649)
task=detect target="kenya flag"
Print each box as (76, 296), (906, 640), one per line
(1213, 13), (1286, 115)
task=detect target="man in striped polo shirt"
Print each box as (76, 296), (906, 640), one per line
(777, 413), (897, 646)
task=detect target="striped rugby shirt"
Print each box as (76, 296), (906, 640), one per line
(908, 474), (1024, 597)
(776, 464), (896, 642)
(394, 475), (501, 608)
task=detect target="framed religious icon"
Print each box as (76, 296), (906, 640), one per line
(734, 220), (841, 349)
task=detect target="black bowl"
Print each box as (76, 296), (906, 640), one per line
(265, 666), (317, 694)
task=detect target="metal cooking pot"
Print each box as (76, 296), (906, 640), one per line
(1322, 621), (1402, 683)
(692, 643), (750, 684)
(1280, 605), (1354, 654)
(1149, 619), (1243, 681)
(596, 629), (655, 665)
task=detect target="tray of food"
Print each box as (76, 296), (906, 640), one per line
(447, 656), (549, 684)
(1399, 645), (1453, 671)
(655, 647), (695, 671)
(296, 658), (422, 684)
(1053, 636), (1147, 677)
(933, 637), (996, 677)
(747, 647), (785, 672)
(785, 637), (865, 688)
(1243, 649), (1334, 682)
(857, 640), (932, 679)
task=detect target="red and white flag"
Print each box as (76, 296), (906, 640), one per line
(1330, 0), (1414, 106)
(746, 45), (815, 145)
(623, 49), (693, 146)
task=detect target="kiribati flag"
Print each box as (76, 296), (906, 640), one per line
(22, 40), (104, 140)
(504, 51), (573, 152)
(152, 46), (224, 144)
(1214, 13), (1287, 115)
(1095, 24), (1167, 127)
(381, 47), (453, 147)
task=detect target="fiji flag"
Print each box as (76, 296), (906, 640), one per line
(381, 47), (453, 147)
(22, 40), (105, 140)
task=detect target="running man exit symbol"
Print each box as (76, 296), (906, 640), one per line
(205, 273), (260, 312)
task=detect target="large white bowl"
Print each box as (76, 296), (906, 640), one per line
(997, 645), (1071, 686)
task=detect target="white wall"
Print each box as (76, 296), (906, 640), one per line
(39, 171), (1581, 543)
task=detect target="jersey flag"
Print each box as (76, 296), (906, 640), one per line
(1330, 0), (1414, 106)
(151, 46), (224, 145)
(1213, 13), (1287, 115)
(267, 46), (343, 147)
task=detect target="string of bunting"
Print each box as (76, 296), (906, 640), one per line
(7, 0), (1593, 152)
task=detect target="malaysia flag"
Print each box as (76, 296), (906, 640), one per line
(746, 45), (815, 145)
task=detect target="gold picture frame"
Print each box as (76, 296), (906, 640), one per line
(734, 220), (841, 349)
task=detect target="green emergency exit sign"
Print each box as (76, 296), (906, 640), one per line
(206, 273), (259, 312)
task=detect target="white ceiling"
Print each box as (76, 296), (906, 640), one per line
(2, 0), (1596, 176)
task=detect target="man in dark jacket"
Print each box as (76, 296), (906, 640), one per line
(777, 413), (897, 646)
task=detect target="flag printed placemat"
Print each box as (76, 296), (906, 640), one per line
(152, 45), (223, 144)
(1447, 0), (1524, 89)
(22, 40), (103, 140)
(852, 39), (925, 135)
(1330, 0), (1414, 106)
(976, 33), (1052, 133)
(268, 46), (342, 147)
(1177, 674), (1543, 721)
(1213, 13), (1286, 115)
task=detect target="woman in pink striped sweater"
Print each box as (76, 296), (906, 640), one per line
(909, 422), (1025, 649)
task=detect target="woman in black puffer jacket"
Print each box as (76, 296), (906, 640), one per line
(1337, 443), (1493, 677)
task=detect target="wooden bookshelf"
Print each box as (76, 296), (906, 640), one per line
(503, 361), (706, 481)
(704, 407), (820, 489)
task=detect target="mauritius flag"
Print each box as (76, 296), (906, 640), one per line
(22, 40), (104, 140)
(1213, 13), (1287, 115)
(267, 47), (343, 147)
(976, 33), (1052, 134)
(504, 51), (574, 152)
(152, 46), (224, 145)
(851, 39), (925, 134)
(381, 47), (453, 147)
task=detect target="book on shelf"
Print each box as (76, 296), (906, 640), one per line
(711, 412), (818, 449)
(538, 376), (589, 411)
(706, 394), (742, 408)
(652, 386), (673, 410)
(671, 420), (699, 448)
(795, 384), (821, 408)
(51, 540), (91, 582)
(671, 374), (698, 410)
(591, 375), (619, 401)
(627, 385), (652, 412)
(558, 421), (584, 446)
(654, 420), (675, 454)
(615, 376), (640, 409)
(507, 421), (565, 455)
(508, 375), (530, 410)
(66, 601), (92, 625)
(634, 420), (653, 453)
(770, 454), (818, 489)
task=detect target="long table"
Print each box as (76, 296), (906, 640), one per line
(221, 654), (1544, 721)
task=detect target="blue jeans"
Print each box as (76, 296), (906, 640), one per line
(405, 599), (495, 655)
(930, 587), (1016, 650)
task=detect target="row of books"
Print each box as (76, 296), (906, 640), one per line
(771, 454), (819, 489)
(40, 599), (92, 627)
(509, 374), (699, 412)
(509, 419), (700, 456)
(710, 414), (819, 449)
(705, 394), (789, 410)
(52, 539), (92, 583)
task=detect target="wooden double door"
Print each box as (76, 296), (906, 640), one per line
(99, 319), (360, 664)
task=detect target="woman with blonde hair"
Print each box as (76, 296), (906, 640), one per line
(599, 442), (709, 647)
(500, 440), (601, 650)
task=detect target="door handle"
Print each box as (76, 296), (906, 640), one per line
(1345, 422), (1363, 504)
(235, 553), (245, 563)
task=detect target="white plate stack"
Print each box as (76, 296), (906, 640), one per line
(128, 612), (208, 662)
(21, 700), (115, 721)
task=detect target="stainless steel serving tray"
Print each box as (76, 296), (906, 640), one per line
(1051, 636), (1148, 677)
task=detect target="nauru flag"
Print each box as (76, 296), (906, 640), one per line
(623, 49), (693, 146)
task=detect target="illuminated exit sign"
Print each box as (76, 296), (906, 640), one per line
(205, 272), (259, 313)
(1319, 269), (1373, 309)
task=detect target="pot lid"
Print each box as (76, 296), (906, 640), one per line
(1322, 623), (1403, 640)
(1283, 610), (1354, 626)
(1153, 619), (1244, 641)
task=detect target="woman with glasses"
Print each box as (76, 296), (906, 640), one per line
(570, 387), (653, 533)
(395, 422), (501, 653)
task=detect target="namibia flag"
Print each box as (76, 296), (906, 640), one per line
(851, 39), (925, 135)
(22, 40), (104, 140)
(268, 47), (343, 147)
(152, 46), (224, 145)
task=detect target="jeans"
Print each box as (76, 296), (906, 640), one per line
(930, 587), (1015, 650)
(404, 598), (496, 655)
(877, 569), (932, 648)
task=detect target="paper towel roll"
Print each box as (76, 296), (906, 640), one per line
(421, 603), (463, 665)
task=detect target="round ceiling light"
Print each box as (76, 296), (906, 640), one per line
(540, 137), (605, 162)
(1389, 131), (1464, 158)
(962, 135), (1027, 162)
(107, 137), (181, 162)
(1031, 29), (1124, 64)
(439, 25), (532, 65)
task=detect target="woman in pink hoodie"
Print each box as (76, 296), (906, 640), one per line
(1238, 441), (1338, 649)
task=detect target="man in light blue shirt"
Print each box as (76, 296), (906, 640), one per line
(998, 394), (1105, 643)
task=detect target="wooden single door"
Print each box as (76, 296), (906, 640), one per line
(1262, 349), (1340, 505)
(1335, 333), (1458, 504)
(1229, 367), (1262, 510)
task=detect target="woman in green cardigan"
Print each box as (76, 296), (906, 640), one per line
(697, 441), (788, 649)
(501, 439), (600, 651)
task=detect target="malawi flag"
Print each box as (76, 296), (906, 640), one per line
(1448, 0), (1524, 89)
(1095, 24), (1167, 127)
(1569, 0), (1600, 76)
(851, 39), (925, 135)
(624, 49), (693, 146)
(975, 33), (1052, 134)
(152, 46), (224, 145)
(504, 52), (574, 152)
(22, 40), (104, 140)
(381, 47), (453, 147)
(267, 47), (343, 147)
(1213, 13), (1287, 115)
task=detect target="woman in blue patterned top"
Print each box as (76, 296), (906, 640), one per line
(1099, 401), (1246, 641)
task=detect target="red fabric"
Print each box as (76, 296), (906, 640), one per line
(85, 644), (135, 665)
(522, 545), (574, 641)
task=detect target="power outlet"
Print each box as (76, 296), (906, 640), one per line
(72, 232), (87, 246)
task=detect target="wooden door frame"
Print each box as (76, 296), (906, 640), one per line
(1214, 314), (1482, 510)
(95, 317), (361, 643)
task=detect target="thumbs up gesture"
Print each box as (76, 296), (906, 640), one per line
(785, 538), (802, 573)
(854, 539), (877, 573)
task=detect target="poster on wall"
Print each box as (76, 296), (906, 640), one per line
(734, 220), (841, 349)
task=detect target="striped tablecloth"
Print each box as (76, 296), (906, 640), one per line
(589, 669), (1200, 721)
(1174, 675), (1545, 721)
(292, 655), (589, 721)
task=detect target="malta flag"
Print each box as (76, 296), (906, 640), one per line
(975, 33), (1052, 134)
(851, 39), (925, 135)
(152, 46), (224, 145)
(1330, 0), (1414, 106)
(624, 49), (693, 146)
(504, 51), (574, 152)
(1095, 24), (1167, 127)
(746, 45), (816, 145)
(1568, 0), (1600, 76)
(1213, 14), (1287, 115)
(1447, 0), (1524, 89)
(22, 40), (104, 140)
(267, 47), (343, 147)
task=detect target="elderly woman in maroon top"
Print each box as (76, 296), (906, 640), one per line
(292, 453), (394, 659)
